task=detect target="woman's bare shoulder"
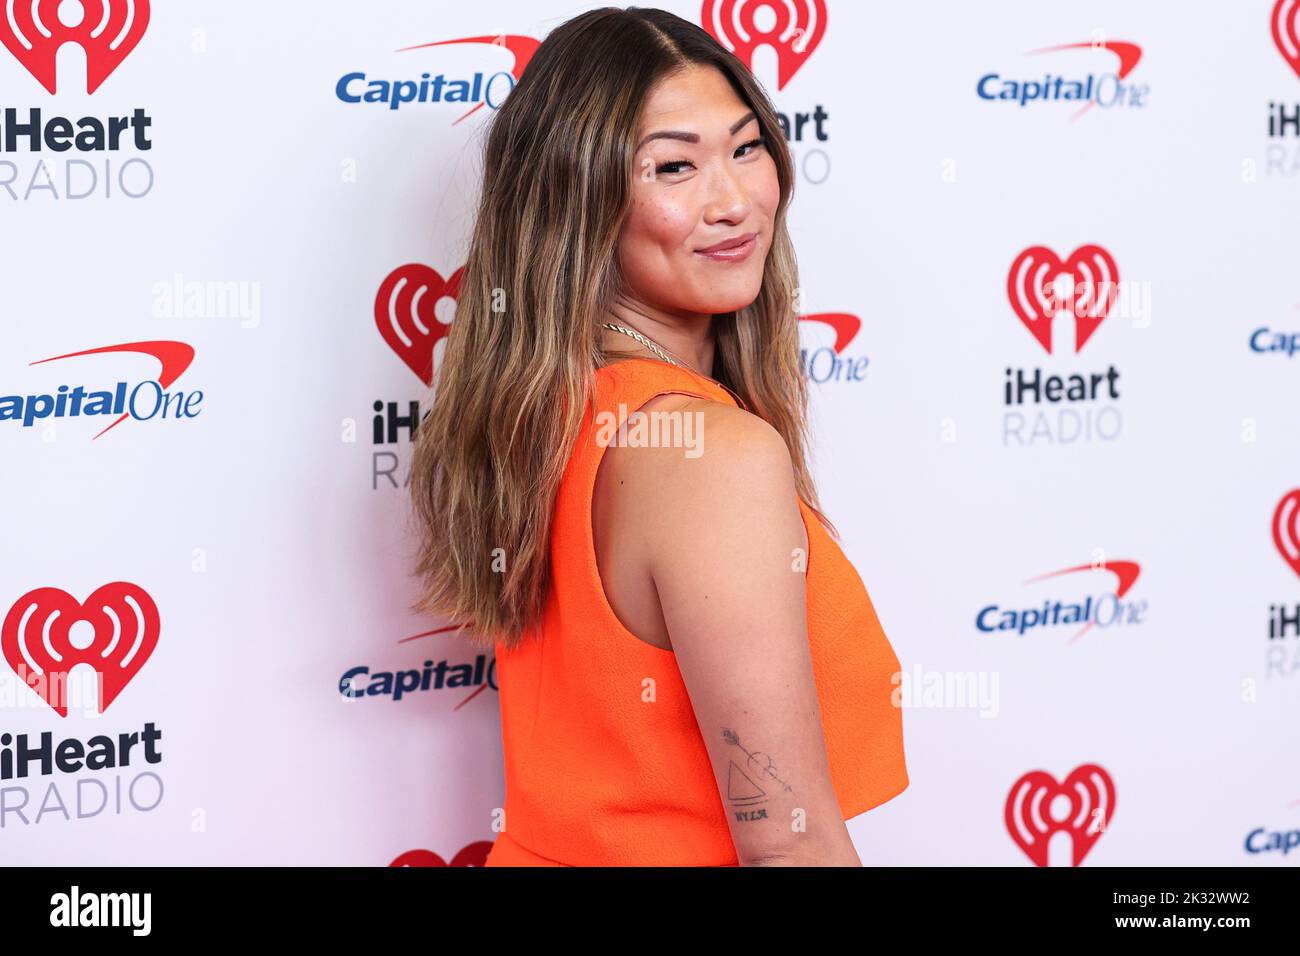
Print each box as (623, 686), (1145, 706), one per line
(608, 394), (801, 558)
(604, 392), (789, 482)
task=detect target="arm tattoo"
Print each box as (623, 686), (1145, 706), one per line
(721, 727), (794, 822)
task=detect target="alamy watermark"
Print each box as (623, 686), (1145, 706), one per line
(593, 403), (704, 458)
(892, 664), (1000, 718)
(151, 272), (261, 328)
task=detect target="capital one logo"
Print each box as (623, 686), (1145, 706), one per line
(375, 264), (463, 386)
(2, 582), (158, 717)
(701, 0), (826, 89)
(3, 340), (200, 438)
(798, 313), (859, 352)
(1007, 245), (1120, 354)
(1275, 0), (1300, 79)
(1006, 763), (1115, 866)
(1274, 488), (1300, 579)
(0, 0), (150, 94)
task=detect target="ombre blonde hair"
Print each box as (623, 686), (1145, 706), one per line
(409, 6), (836, 651)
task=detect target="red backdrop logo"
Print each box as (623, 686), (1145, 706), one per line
(1023, 560), (1142, 644)
(798, 312), (859, 353)
(2, 582), (159, 717)
(390, 842), (492, 867)
(1006, 763), (1115, 866)
(701, 0), (826, 90)
(1273, 489), (1300, 579)
(375, 264), (463, 386)
(395, 35), (539, 124)
(1029, 41), (1143, 121)
(1274, 0), (1300, 79)
(27, 340), (196, 439)
(0, 0), (150, 94)
(1007, 244), (1119, 354)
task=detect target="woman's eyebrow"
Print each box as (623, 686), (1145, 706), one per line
(635, 110), (757, 151)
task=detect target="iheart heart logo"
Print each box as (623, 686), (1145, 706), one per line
(1007, 244), (1120, 354)
(389, 842), (493, 867)
(0, 0), (151, 95)
(2, 582), (159, 717)
(375, 263), (463, 386)
(1272, 488), (1300, 579)
(1005, 763), (1115, 866)
(701, 0), (826, 90)
(1274, 0), (1300, 80)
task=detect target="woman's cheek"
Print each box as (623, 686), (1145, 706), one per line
(643, 197), (695, 245)
(753, 164), (780, 219)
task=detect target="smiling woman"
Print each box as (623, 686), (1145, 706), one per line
(618, 65), (777, 314)
(407, 5), (908, 868)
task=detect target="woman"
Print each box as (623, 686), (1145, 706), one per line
(409, 6), (907, 867)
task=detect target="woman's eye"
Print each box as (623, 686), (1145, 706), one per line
(653, 137), (766, 176)
(655, 160), (692, 175)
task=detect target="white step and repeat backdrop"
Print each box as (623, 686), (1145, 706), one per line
(2, 0), (1298, 866)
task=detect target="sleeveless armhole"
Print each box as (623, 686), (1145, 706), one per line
(586, 386), (717, 657)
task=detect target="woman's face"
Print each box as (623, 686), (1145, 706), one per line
(619, 64), (780, 317)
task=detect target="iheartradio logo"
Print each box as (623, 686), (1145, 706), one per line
(390, 842), (493, 867)
(2, 582), (158, 717)
(374, 263), (462, 386)
(1273, 489), (1300, 579)
(1274, 0), (1300, 79)
(701, 0), (826, 90)
(0, 0), (150, 94)
(1007, 244), (1121, 354)
(1005, 763), (1115, 866)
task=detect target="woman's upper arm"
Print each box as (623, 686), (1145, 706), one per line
(639, 401), (856, 866)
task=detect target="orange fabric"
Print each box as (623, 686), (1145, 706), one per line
(483, 358), (908, 867)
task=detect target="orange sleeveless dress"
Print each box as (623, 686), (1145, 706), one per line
(482, 358), (908, 866)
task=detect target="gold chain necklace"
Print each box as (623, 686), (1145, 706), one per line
(599, 321), (690, 369)
(598, 321), (748, 410)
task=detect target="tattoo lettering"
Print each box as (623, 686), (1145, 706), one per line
(721, 727), (794, 822)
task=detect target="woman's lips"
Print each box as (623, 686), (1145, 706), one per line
(695, 234), (758, 262)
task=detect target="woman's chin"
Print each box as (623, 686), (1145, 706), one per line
(704, 290), (764, 314)
(683, 280), (765, 315)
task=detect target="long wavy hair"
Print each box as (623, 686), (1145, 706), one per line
(409, 6), (836, 651)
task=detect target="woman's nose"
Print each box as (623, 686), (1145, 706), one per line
(702, 163), (751, 224)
